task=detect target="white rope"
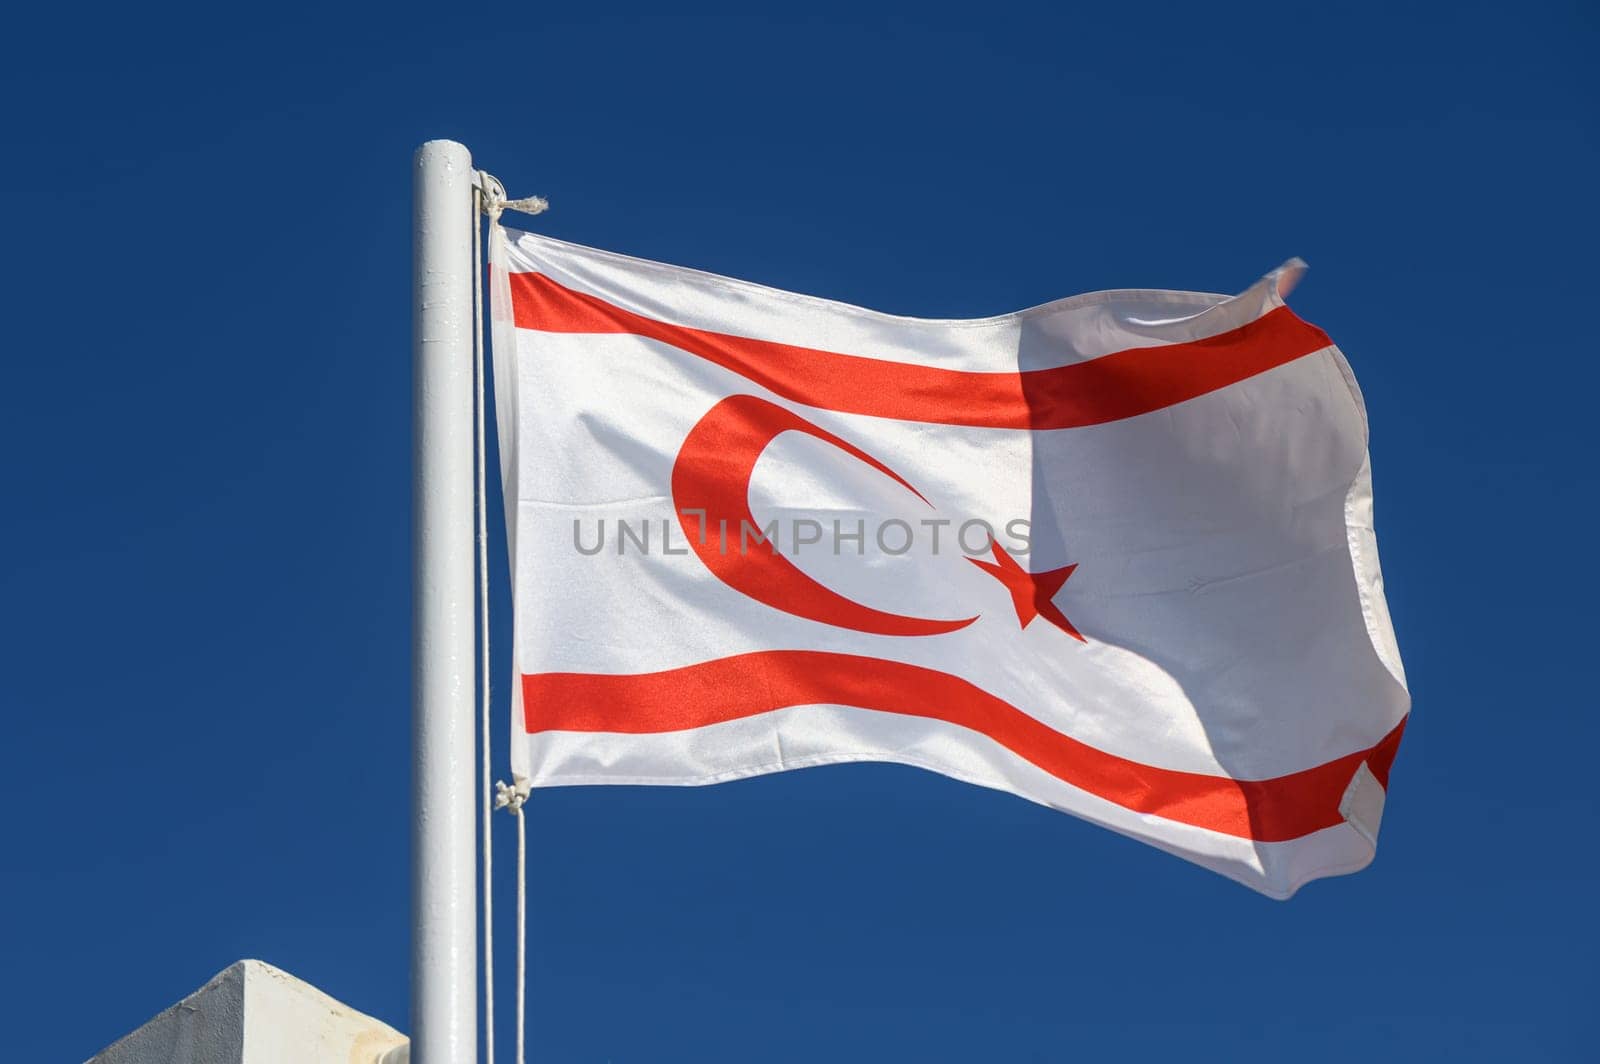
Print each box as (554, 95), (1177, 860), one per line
(494, 779), (531, 1064)
(472, 183), (495, 1064)
(477, 167), (546, 1064)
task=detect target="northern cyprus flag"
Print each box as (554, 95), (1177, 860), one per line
(489, 227), (1409, 899)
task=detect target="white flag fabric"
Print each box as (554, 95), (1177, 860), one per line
(489, 226), (1409, 899)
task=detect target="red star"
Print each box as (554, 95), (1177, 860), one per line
(968, 541), (1086, 642)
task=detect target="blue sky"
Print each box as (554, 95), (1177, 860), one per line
(2, 2), (1595, 1060)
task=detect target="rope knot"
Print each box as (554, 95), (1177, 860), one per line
(477, 170), (548, 224)
(494, 778), (530, 813)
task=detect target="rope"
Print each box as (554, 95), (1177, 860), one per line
(495, 779), (531, 1064)
(472, 183), (495, 1064)
(477, 167), (546, 1064)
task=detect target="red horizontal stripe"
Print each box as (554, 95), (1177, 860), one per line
(507, 271), (1333, 429)
(523, 651), (1405, 842)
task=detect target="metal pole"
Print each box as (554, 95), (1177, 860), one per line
(412, 138), (478, 1064)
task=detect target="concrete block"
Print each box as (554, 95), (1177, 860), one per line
(87, 959), (408, 1064)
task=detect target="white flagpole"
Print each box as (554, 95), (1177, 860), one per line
(412, 138), (479, 1064)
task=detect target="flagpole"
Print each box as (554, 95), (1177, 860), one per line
(412, 138), (478, 1064)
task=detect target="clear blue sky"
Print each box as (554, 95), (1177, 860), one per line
(2, 3), (1594, 1060)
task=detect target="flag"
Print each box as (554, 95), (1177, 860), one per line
(488, 227), (1409, 898)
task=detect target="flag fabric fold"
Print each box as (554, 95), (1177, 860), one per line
(489, 226), (1409, 898)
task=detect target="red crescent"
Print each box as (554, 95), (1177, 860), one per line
(670, 394), (977, 637)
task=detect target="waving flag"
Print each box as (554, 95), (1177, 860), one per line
(489, 227), (1409, 898)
